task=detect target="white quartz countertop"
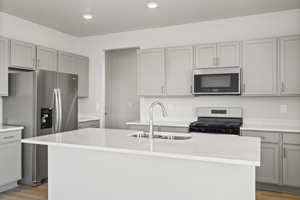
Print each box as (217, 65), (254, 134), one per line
(126, 120), (191, 128)
(0, 125), (24, 132)
(126, 120), (300, 133)
(22, 128), (260, 166)
(78, 115), (100, 123)
(241, 124), (300, 133)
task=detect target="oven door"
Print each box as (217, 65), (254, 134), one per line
(193, 67), (241, 95)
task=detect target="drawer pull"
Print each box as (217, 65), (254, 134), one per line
(4, 136), (15, 140)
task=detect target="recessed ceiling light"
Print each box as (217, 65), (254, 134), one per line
(147, 2), (158, 8)
(82, 14), (93, 20)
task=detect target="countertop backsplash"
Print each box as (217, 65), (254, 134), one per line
(140, 96), (300, 126)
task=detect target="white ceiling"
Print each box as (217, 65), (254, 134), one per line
(1, 0), (300, 37)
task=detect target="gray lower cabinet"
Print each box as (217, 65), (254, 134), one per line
(0, 130), (22, 192)
(242, 131), (281, 185)
(127, 124), (189, 133)
(243, 130), (300, 188)
(257, 143), (280, 184)
(58, 51), (89, 97)
(283, 134), (300, 187)
(78, 120), (100, 129)
(0, 36), (9, 96)
(10, 39), (36, 70)
(37, 46), (58, 71)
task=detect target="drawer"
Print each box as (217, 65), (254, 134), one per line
(0, 131), (22, 144)
(283, 133), (300, 145)
(242, 130), (280, 143)
(78, 120), (100, 129)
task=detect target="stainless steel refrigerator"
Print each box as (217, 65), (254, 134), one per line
(3, 70), (78, 186)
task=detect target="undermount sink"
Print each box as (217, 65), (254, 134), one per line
(129, 132), (192, 140)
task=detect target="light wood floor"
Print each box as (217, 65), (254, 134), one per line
(0, 184), (299, 200)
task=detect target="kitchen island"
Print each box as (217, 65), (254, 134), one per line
(22, 128), (260, 200)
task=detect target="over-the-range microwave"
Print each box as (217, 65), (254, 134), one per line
(192, 67), (241, 95)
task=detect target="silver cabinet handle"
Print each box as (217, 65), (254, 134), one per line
(161, 86), (164, 95)
(242, 83), (246, 93)
(216, 57), (219, 66)
(213, 57), (217, 66)
(37, 59), (40, 67)
(32, 58), (36, 67)
(281, 82), (285, 92)
(3, 136), (15, 140)
(283, 147), (287, 158)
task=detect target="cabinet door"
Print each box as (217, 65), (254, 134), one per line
(58, 51), (76, 74)
(0, 37), (9, 96)
(195, 43), (217, 68)
(137, 48), (165, 96)
(76, 55), (89, 98)
(165, 46), (193, 96)
(279, 35), (300, 96)
(283, 144), (300, 187)
(0, 141), (21, 186)
(256, 143), (280, 184)
(10, 39), (36, 70)
(37, 46), (58, 71)
(217, 41), (240, 67)
(242, 38), (277, 96)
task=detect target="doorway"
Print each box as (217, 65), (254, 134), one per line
(105, 48), (140, 129)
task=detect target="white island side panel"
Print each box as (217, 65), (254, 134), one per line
(48, 146), (256, 200)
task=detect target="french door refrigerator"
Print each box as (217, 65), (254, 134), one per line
(3, 70), (78, 186)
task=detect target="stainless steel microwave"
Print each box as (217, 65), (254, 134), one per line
(192, 67), (241, 95)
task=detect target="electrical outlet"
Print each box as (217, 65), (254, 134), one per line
(280, 105), (288, 113)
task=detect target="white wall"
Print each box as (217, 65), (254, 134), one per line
(78, 9), (300, 126)
(0, 12), (82, 123)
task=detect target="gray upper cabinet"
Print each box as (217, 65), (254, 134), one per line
(257, 143), (280, 184)
(0, 37), (9, 96)
(279, 35), (300, 96)
(137, 48), (165, 96)
(58, 51), (89, 98)
(195, 43), (217, 68)
(37, 46), (58, 71)
(195, 41), (240, 68)
(76, 55), (89, 98)
(242, 38), (277, 96)
(58, 51), (76, 74)
(165, 46), (193, 96)
(217, 41), (240, 67)
(10, 39), (36, 70)
(242, 131), (280, 185)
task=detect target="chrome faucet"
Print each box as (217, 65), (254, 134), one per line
(148, 100), (168, 138)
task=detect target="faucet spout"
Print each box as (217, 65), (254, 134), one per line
(148, 100), (168, 138)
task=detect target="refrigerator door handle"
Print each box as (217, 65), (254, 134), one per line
(57, 88), (63, 132)
(52, 88), (59, 133)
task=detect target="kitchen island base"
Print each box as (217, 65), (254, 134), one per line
(48, 146), (255, 200)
